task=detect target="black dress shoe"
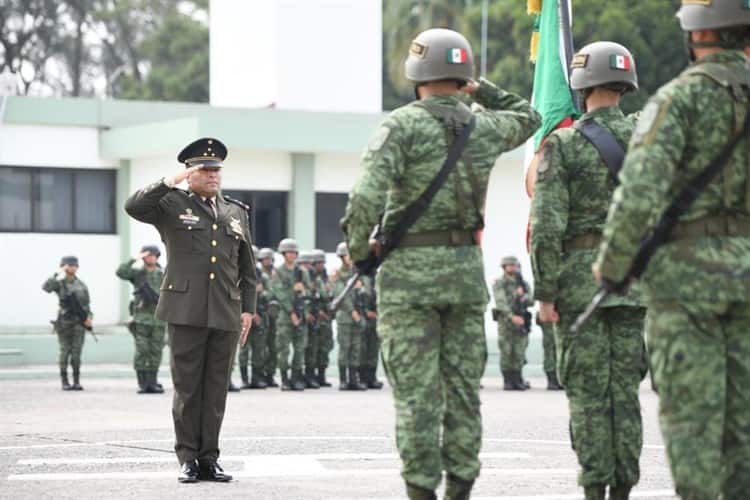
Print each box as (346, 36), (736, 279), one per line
(178, 460), (200, 483)
(198, 460), (233, 482)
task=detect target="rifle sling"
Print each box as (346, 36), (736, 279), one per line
(573, 119), (626, 180)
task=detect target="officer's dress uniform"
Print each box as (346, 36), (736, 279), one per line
(124, 139), (257, 470)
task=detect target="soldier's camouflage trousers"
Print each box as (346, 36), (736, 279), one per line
(497, 322), (528, 371)
(131, 321), (166, 371)
(276, 316), (307, 373)
(318, 321), (333, 369)
(646, 301), (750, 500)
(360, 319), (380, 369)
(337, 323), (361, 368)
(57, 322), (85, 371)
(304, 323), (320, 371)
(540, 321), (557, 374)
(379, 302), (487, 490)
(264, 316), (277, 377)
(557, 306), (647, 490)
(239, 324), (267, 370)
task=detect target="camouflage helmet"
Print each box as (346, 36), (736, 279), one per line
(257, 247), (275, 260)
(501, 256), (520, 267)
(676, 0), (750, 32)
(140, 244), (161, 258)
(570, 41), (638, 92)
(335, 241), (349, 257)
(277, 238), (299, 254)
(297, 251), (313, 264)
(60, 255), (79, 267)
(405, 28), (474, 84)
(312, 249), (326, 264)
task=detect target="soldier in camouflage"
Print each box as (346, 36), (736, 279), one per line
(270, 238), (310, 391)
(297, 251), (322, 389)
(341, 28), (540, 500)
(257, 247), (279, 387)
(530, 41), (647, 500)
(491, 256), (532, 391)
(311, 249), (334, 387)
(43, 255), (93, 391)
(358, 274), (383, 389)
(237, 245), (268, 389)
(116, 245), (166, 394)
(536, 314), (562, 391)
(332, 242), (367, 391)
(594, 3), (750, 498)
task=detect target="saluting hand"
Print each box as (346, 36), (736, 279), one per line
(240, 312), (253, 346)
(166, 166), (201, 187)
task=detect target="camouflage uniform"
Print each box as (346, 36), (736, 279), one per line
(536, 314), (561, 389)
(595, 50), (750, 499)
(238, 269), (270, 388)
(260, 262), (279, 385)
(303, 270), (328, 388)
(530, 103), (647, 494)
(491, 272), (531, 384)
(358, 275), (383, 388)
(342, 75), (540, 492)
(116, 259), (166, 389)
(314, 267), (334, 386)
(43, 273), (92, 389)
(271, 263), (310, 389)
(332, 263), (365, 389)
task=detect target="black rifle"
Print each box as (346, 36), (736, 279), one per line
(513, 274), (533, 336)
(292, 265), (306, 336)
(572, 109), (750, 333)
(353, 287), (368, 330)
(308, 287), (322, 336)
(135, 281), (160, 307)
(329, 115), (477, 313)
(60, 282), (98, 342)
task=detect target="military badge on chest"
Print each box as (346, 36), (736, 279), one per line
(229, 216), (243, 235)
(178, 208), (200, 225)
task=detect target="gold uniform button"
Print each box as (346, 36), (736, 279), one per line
(211, 256), (216, 263)
(168, 284), (173, 289)
(211, 240), (217, 247)
(235, 235), (239, 240)
(212, 224), (218, 230)
(209, 273), (215, 280)
(187, 226), (192, 231)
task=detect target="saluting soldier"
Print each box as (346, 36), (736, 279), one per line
(125, 137), (257, 484)
(43, 256), (93, 391)
(116, 244), (166, 394)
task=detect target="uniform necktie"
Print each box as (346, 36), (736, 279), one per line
(204, 198), (216, 219)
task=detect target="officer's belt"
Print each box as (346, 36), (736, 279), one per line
(669, 214), (750, 241)
(562, 232), (602, 251)
(399, 230), (477, 247)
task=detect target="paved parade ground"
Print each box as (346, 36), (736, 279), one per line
(0, 373), (677, 500)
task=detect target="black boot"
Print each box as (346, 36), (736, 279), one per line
(347, 366), (367, 391)
(367, 366), (383, 389)
(405, 482), (436, 500)
(291, 369), (306, 391)
(240, 366), (251, 389)
(153, 369), (163, 390)
(248, 368), (268, 389)
(136, 370), (146, 393)
(584, 484), (606, 500)
(444, 473), (474, 500)
(502, 370), (514, 390)
(71, 367), (83, 391)
(265, 372), (278, 388)
(546, 371), (563, 391)
(338, 364), (349, 391)
(512, 371), (528, 391)
(608, 484), (632, 500)
(305, 367), (320, 389)
(145, 371), (164, 393)
(519, 370), (531, 389)
(280, 370), (292, 391)
(317, 366), (331, 387)
(61, 369), (72, 391)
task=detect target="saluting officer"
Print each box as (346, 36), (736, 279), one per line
(125, 137), (257, 484)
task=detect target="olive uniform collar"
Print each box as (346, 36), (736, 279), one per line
(693, 50), (746, 67)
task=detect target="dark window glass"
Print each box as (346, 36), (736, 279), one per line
(222, 190), (288, 249)
(0, 166), (116, 233)
(0, 167), (32, 231)
(315, 192), (348, 252)
(36, 170), (73, 232)
(74, 170), (116, 233)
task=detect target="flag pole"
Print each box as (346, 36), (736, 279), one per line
(557, 0), (580, 111)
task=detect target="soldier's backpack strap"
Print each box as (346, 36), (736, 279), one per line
(573, 119), (626, 181)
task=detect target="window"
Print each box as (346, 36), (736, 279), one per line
(315, 192), (348, 252)
(222, 190), (288, 249)
(0, 166), (116, 233)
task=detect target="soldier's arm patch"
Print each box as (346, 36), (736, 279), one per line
(632, 99), (669, 146)
(367, 125), (391, 152)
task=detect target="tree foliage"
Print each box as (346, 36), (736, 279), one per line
(383, 0), (686, 114)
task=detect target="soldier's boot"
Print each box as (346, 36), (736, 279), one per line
(518, 370), (531, 389)
(546, 371), (563, 391)
(405, 482), (437, 500)
(608, 485), (632, 500)
(71, 367), (83, 391)
(136, 370), (146, 393)
(305, 367), (320, 389)
(584, 484), (606, 500)
(248, 368), (268, 389)
(280, 370), (292, 391)
(146, 371), (164, 393)
(511, 371), (528, 391)
(367, 366), (384, 389)
(444, 473), (474, 500)
(153, 370), (163, 390)
(347, 366), (367, 391)
(60, 369), (73, 391)
(338, 364), (349, 391)
(317, 366), (332, 387)
(240, 366), (251, 389)
(502, 371), (515, 390)
(291, 369), (306, 391)
(265, 373), (279, 388)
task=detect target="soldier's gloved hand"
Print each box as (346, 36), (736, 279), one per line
(240, 312), (253, 346)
